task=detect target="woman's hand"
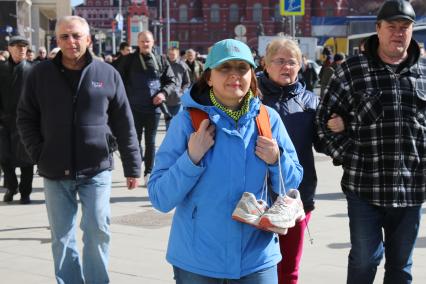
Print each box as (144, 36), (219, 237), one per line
(256, 136), (279, 164)
(327, 113), (345, 133)
(188, 119), (216, 164)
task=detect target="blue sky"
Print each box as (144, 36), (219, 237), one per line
(71, 0), (84, 7)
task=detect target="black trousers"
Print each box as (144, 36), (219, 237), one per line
(131, 110), (161, 176)
(2, 165), (34, 197)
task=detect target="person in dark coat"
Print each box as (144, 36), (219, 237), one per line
(165, 46), (190, 129)
(17, 16), (141, 283)
(319, 52), (345, 97)
(0, 35), (34, 204)
(258, 38), (325, 284)
(115, 30), (176, 186)
(300, 54), (318, 91)
(185, 48), (204, 84)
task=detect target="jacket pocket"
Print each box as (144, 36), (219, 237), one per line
(106, 133), (118, 153)
(355, 90), (383, 125)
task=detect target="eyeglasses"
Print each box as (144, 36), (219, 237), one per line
(59, 33), (85, 41)
(270, 58), (299, 68)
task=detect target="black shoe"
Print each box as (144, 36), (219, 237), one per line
(3, 189), (17, 202)
(20, 195), (31, 204)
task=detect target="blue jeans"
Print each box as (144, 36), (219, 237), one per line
(345, 191), (422, 284)
(165, 104), (183, 130)
(131, 109), (161, 176)
(173, 265), (277, 284)
(44, 170), (112, 284)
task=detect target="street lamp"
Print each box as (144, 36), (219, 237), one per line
(151, 20), (163, 53)
(95, 31), (106, 55)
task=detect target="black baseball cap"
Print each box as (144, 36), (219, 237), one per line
(377, 0), (415, 23)
(8, 35), (30, 46)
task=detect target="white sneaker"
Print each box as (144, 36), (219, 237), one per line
(144, 174), (150, 187)
(232, 192), (268, 227)
(259, 189), (305, 230)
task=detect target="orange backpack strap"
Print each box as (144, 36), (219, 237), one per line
(256, 104), (272, 139)
(189, 108), (209, 131)
(189, 105), (271, 137)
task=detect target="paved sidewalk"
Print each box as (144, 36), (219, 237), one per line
(0, 120), (425, 283)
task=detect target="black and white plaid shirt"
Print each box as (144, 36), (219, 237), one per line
(316, 35), (426, 207)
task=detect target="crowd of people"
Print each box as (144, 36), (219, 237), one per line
(1, 0), (426, 283)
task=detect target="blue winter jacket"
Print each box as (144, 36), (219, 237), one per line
(148, 85), (303, 279)
(258, 73), (321, 212)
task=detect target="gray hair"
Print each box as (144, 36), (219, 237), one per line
(186, 48), (196, 55)
(265, 38), (302, 66)
(137, 30), (154, 40)
(55, 16), (90, 36)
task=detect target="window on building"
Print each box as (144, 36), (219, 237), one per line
(326, 5), (334, 16)
(229, 4), (239, 22)
(179, 4), (188, 22)
(211, 4), (220, 23)
(179, 30), (189, 41)
(253, 3), (262, 22)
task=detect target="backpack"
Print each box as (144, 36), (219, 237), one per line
(188, 104), (272, 139)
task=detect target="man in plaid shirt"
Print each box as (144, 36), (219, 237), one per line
(316, 1), (426, 283)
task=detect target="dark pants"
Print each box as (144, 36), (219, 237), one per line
(345, 191), (421, 284)
(173, 265), (277, 284)
(165, 104), (183, 130)
(2, 164), (34, 197)
(131, 109), (160, 176)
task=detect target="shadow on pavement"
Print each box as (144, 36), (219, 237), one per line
(327, 213), (348, 218)
(0, 237), (51, 243)
(0, 226), (51, 243)
(315, 192), (345, 200)
(110, 196), (150, 203)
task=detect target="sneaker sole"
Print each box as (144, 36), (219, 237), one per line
(262, 226), (288, 235)
(232, 214), (261, 227)
(258, 211), (306, 229)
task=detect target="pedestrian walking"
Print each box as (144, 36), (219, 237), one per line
(148, 38), (303, 283)
(165, 46), (190, 129)
(185, 48), (204, 84)
(300, 54), (318, 92)
(258, 38), (322, 284)
(316, 1), (425, 283)
(0, 35), (35, 204)
(319, 52), (345, 97)
(115, 30), (176, 186)
(17, 15), (141, 284)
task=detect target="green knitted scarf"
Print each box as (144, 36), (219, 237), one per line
(209, 88), (253, 122)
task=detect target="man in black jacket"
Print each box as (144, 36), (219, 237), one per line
(115, 30), (176, 186)
(0, 35), (34, 204)
(17, 16), (141, 283)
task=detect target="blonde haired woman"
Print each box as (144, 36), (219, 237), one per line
(258, 38), (322, 284)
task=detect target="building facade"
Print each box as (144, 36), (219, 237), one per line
(0, 0), (71, 51)
(74, 0), (426, 55)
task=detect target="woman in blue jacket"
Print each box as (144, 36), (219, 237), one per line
(148, 39), (303, 283)
(258, 38), (322, 284)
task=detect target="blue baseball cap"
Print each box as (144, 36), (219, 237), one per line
(205, 39), (256, 70)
